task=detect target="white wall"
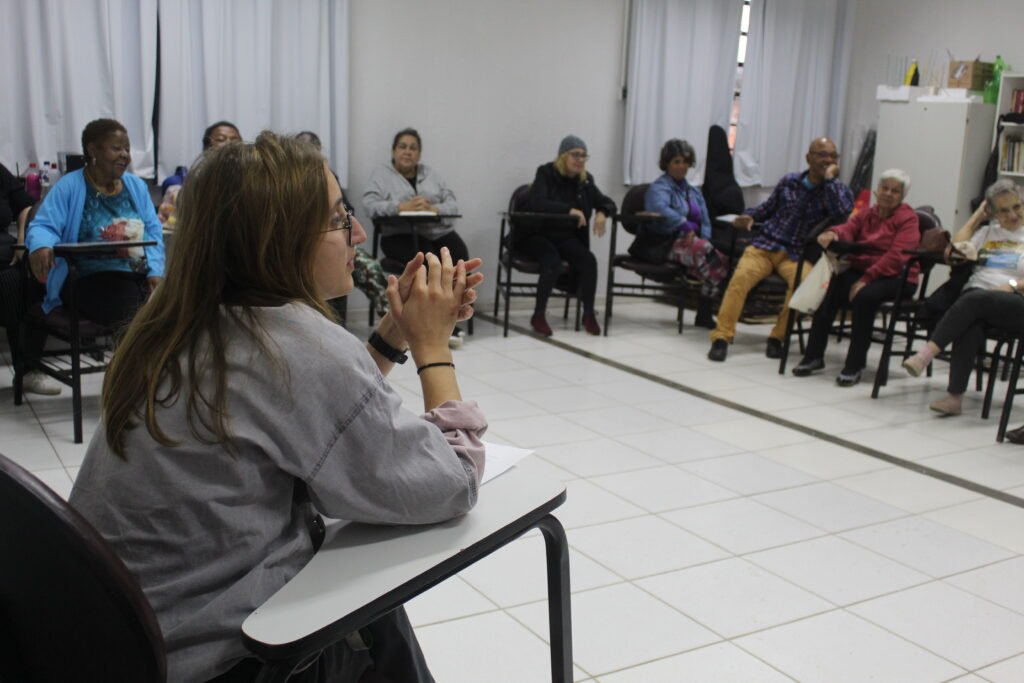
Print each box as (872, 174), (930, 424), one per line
(842, 0), (1024, 188)
(346, 0), (628, 313)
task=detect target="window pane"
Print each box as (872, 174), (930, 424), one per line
(730, 95), (740, 125)
(729, 124), (738, 150)
(735, 64), (744, 92)
(737, 34), (747, 64)
(741, 2), (750, 33)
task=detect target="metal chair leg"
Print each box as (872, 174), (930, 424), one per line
(998, 348), (1023, 442)
(536, 515), (573, 683)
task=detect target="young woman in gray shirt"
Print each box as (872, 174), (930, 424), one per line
(70, 132), (487, 683)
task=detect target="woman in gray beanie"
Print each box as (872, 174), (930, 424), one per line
(522, 135), (616, 336)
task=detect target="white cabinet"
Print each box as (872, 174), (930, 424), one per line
(873, 100), (995, 230)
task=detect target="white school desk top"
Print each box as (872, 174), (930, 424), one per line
(242, 466), (566, 650)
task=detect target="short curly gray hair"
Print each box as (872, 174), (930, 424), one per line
(985, 179), (1023, 206)
(878, 168), (911, 197)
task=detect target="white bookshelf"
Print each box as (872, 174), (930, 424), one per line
(995, 73), (1024, 177)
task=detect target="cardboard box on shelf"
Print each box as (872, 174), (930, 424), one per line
(948, 60), (994, 90)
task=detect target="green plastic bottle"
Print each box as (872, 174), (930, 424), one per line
(984, 55), (1008, 104)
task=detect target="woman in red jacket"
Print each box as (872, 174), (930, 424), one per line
(791, 169), (920, 386)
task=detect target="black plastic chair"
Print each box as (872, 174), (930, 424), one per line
(0, 452), (167, 682)
(998, 337), (1024, 441)
(14, 240), (155, 443)
(870, 207), (948, 398)
(603, 184), (691, 336)
(493, 184), (581, 337)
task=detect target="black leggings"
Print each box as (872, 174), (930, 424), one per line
(380, 231), (469, 265)
(803, 269), (914, 372)
(930, 288), (1024, 394)
(516, 233), (598, 315)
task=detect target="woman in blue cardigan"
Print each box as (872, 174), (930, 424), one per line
(644, 139), (728, 328)
(22, 118), (165, 394)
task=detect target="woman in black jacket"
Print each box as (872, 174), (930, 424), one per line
(523, 135), (616, 336)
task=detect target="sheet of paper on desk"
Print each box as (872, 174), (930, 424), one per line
(398, 211), (438, 216)
(480, 441), (533, 485)
(716, 214), (740, 223)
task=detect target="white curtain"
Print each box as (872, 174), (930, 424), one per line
(0, 0), (158, 176)
(622, 0), (743, 186)
(732, 0), (856, 187)
(157, 0), (349, 185)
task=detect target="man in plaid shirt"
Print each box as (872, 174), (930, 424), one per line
(708, 137), (853, 362)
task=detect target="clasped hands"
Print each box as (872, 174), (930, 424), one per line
(382, 249), (483, 354)
(397, 196), (439, 213)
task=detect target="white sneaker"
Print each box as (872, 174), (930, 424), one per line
(23, 371), (62, 396)
(448, 327), (465, 350)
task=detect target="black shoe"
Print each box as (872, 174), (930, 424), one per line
(1005, 425), (1024, 445)
(792, 358), (825, 377)
(765, 338), (783, 359)
(836, 369), (862, 387)
(708, 339), (728, 362)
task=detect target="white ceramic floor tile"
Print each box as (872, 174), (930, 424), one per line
(748, 536), (930, 605)
(850, 582), (1024, 670)
(633, 397), (745, 427)
(405, 576), (497, 627)
(916, 448), (1024, 491)
(415, 610), (588, 682)
(568, 515), (728, 579)
(507, 582), (719, 676)
(830, 423), (966, 460)
(458, 533), (621, 607)
(661, 368), (761, 393)
(0, 436), (62, 471)
(636, 558), (832, 638)
(30, 467), (74, 500)
(535, 439), (664, 478)
(614, 427), (743, 463)
(708, 385), (820, 412)
(834, 467), (982, 513)
(471, 367), (571, 393)
(591, 465), (738, 513)
(694, 418), (815, 451)
(489, 414), (601, 448)
(925, 499), (1024, 553)
(583, 379), (693, 405)
(772, 404), (886, 434)
(754, 482), (907, 532)
(553, 479), (646, 530)
(977, 653), (1024, 682)
(680, 452), (818, 495)
(661, 498), (825, 554)
(756, 440), (892, 479)
(840, 516), (1016, 578)
(513, 385), (619, 414)
(561, 405), (678, 437)
(946, 557), (1024, 617)
(735, 610), (965, 683)
(596, 641), (792, 682)
(472, 392), (547, 420)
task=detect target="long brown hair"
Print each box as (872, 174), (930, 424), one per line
(103, 132), (334, 457)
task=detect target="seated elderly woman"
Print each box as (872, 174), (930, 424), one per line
(523, 135), (617, 336)
(791, 169), (920, 386)
(24, 118), (165, 394)
(362, 127), (466, 263)
(643, 138), (728, 328)
(158, 120), (242, 229)
(363, 127), (468, 345)
(903, 179), (1024, 416)
(70, 132), (486, 682)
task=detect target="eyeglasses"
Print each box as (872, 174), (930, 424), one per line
(568, 151), (590, 161)
(325, 203), (354, 246)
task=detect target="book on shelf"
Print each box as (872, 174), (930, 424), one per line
(1003, 137), (1024, 173)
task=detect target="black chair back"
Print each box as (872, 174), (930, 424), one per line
(914, 205), (941, 233)
(619, 184), (650, 235)
(702, 125), (745, 218)
(0, 454), (166, 682)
